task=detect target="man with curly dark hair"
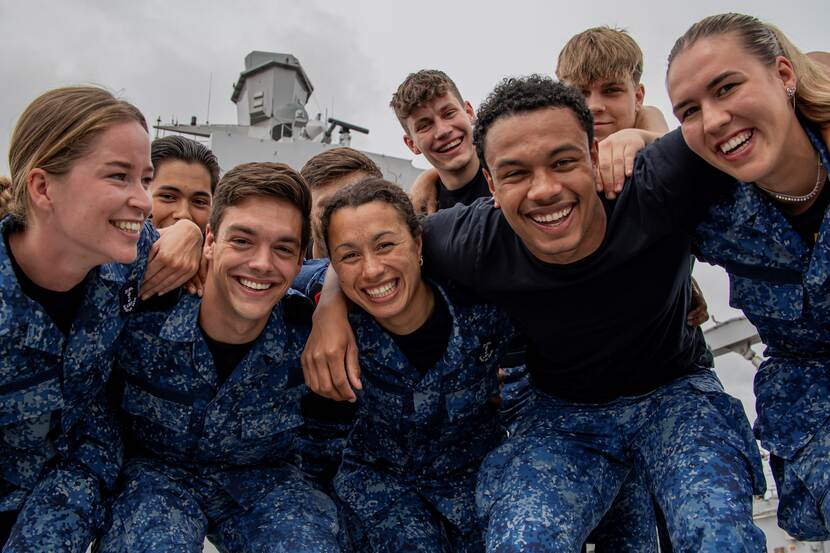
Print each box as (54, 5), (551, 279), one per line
(305, 74), (767, 552)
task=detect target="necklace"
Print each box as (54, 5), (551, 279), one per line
(757, 154), (826, 203)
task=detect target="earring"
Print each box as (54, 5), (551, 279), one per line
(419, 255), (424, 267)
(786, 86), (796, 109)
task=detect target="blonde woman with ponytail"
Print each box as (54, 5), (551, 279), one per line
(667, 13), (830, 542)
(0, 86), (202, 552)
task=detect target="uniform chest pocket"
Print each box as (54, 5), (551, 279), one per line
(360, 372), (408, 422)
(728, 272), (803, 322)
(240, 387), (305, 440)
(122, 381), (193, 433)
(0, 367), (63, 427)
(444, 373), (499, 423)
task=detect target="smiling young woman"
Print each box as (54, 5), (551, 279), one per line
(318, 178), (514, 551)
(667, 13), (830, 543)
(0, 86), (201, 551)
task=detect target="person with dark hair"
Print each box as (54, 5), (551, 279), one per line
(666, 13), (830, 543)
(304, 75), (766, 552)
(319, 178), (512, 552)
(0, 86), (202, 552)
(300, 147), (383, 259)
(149, 135), (220, 234)
(98, 163), (342, 553)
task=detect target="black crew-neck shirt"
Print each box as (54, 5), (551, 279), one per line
(423, 129), (735, 403)
(437, 167), (491, 210)
(4, 231), (85, 336)
(200, 329), (256, 385)
(387, 285), (452, 374)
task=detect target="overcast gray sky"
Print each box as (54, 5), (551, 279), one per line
(1, 0), (827, 426)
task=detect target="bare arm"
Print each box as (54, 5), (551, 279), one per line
(409, 168), (440, 215)
(301, 264), (362, 401)
(139, 219), (203, 299)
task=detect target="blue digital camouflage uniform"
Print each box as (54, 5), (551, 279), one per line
(333, 283), (512, 553)
(477, 368), (766, 553)
(693, 124), (830, 541)
(0, 216), (155, 552)
(97, 290), (341, 553)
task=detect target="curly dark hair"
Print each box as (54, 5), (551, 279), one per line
(319, 178), (421, 255)
(473, 75), (594, 172)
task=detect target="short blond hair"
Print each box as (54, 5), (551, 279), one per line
(7, 86), (147, 225)
(556, 26), (644, 87)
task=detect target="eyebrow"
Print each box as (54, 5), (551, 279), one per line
(672, 70), (739, 113)
(493, 144), (582, 170)
(333, 230), (396, 253)
(104, 160), (154, 174)
(226, 224), (300, 245)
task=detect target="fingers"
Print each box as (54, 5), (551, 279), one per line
(140, 256), (199, 298)
(687, 305), (710, 327)
(597, 143), (618, 200)
(346, 340), (362, 391)
(301, 342), (356, 402)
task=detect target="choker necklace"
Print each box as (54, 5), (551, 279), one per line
(758, 154), (826, 203)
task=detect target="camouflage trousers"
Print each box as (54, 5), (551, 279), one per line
(500, 365), (663, 553)
(97, 460), (341, 553)
(477, 369), (766, 553)
(769, 419), (830, 541)
(350, 490), (483, 553)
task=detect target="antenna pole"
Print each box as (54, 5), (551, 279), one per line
(206, 72), (213, 124)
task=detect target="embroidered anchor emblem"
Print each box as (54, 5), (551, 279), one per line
(479, 341), (495, 363)
(120, 281), (139, 314)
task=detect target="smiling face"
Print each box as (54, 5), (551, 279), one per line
(328, 201), (429, 333)
(402, 93), (477, 177)
(573, 77), (644, 141)
(44, 120), (153, 266)
(202, 197), (303, 339)
(483, 107), (606, 265)
(310, 170), (373, 257)
(149, 160), (212, 232)
(667, 33), (800, 187)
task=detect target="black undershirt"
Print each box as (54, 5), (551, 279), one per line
(200, 329), (256, 385)
(4, 231), (85, 336)
(423, 129), (734, 402)
(437, 167), (491, 210)
(387, 286), (452, 374)
(782, 176), (830, 245)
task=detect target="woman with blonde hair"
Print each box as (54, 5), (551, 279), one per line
(0, 86), (201, 551)
(667, 13), (830, 542)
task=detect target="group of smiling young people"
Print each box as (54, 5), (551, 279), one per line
(0, 10), (828, 553)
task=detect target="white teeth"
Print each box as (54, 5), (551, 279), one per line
(532, 206), (573, 224)
(719, 130), (753, 154)
(366, 281), (396, 298)
(239, 278), (271, 291)
(437, 138), (462, 153)
(112, 221), (142, 233)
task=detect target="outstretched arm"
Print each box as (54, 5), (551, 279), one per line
(301, 265), (362, 401)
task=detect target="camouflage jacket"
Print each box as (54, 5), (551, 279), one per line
(0, 216), (154, 527)
(113, 290), (315, 506)
(334, 282), (512, 527)
(694, 124), (830, 458)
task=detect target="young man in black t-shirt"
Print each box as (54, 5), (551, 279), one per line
(391, 70), (491, 212)
(304, 76), (766, 552)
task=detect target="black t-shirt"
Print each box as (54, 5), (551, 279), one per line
(5, 231), (85, 336)
(388, 285), (452, 374)
(423, 129), (734, 402)
(200, 329), (256, 385)
(783, 175), (830, 245)
(437, 167), (491, 210)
